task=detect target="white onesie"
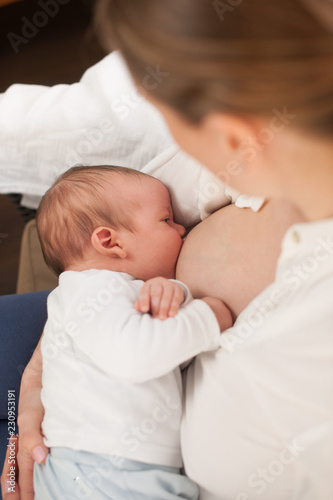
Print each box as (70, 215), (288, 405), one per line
(41, 269), (221, 468)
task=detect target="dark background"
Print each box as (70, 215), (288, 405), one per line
(0, 0), (105, 294)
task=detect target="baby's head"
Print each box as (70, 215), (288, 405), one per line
(36, 165), (185, 280)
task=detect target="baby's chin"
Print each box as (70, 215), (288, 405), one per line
(160, 268), (177, 280)
(136, 267), (177, 281)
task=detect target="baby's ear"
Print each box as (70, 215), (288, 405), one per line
(91, 227), (127, 258)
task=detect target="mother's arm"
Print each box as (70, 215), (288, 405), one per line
(177, 198), (305, 319)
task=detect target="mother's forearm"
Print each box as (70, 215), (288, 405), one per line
(18, 337), (43, 417)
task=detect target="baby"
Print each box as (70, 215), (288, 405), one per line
(34, 165), (232, 500)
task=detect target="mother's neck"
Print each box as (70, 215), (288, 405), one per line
(273, 129), (333, 221)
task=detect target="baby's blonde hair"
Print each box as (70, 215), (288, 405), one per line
(36, 165), (147, 276)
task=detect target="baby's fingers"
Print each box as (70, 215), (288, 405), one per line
(158, 284), (185, 320)
(136, 282), (164, 317)
(136, 279), (185, 319)
(165, 285), (184, 318)
(157, 285), (175, 320)
(136, 283), (151, 313)
(149, 283), (164, 318)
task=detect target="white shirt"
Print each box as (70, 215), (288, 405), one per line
(182, 217), (333, 499)
(41, 270), (220, 468)
(0, 52), (173, 201)
(0, 51), (263, 221)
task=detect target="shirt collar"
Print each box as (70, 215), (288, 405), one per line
(282, 217), (333, 252)
(278, 216), (333, 274)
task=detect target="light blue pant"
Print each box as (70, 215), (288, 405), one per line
(34, 447), (199, 500)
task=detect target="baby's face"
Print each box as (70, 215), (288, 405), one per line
(119, 176), (186, 281)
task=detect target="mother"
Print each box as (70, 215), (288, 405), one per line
(95, 0), (333, 498)
(2, 0), (333, 498)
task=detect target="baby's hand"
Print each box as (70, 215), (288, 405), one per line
(135, 277), (185, 320)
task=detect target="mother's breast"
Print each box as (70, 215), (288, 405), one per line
(176, 199), (305, 319)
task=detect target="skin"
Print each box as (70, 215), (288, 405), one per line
(68, 175), (186, 281)
(177, 198), (305, 320)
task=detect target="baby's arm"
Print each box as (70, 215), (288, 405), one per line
(68, 278), (232, 384)
(136, 276), (232, 331)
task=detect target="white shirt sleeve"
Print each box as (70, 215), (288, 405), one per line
(67, 290), (220, 384)
(170, 279), (193, 305)
(224, 185), (265, 212)
(0, 51), (173, 199)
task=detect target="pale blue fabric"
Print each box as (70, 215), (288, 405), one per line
(34, 447), (199, 500)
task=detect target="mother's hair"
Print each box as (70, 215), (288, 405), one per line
(95, 0), (333, 136)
